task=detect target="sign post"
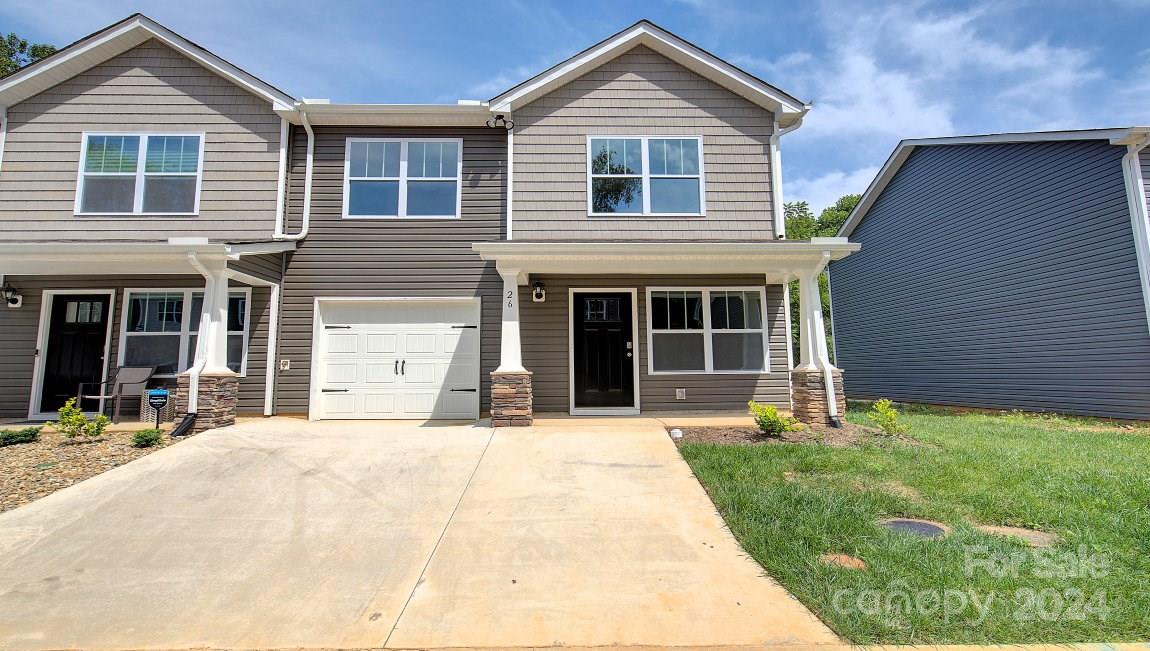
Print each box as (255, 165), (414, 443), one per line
(147, 389), (170, 430)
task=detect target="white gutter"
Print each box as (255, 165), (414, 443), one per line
(769, 116), (802, 239)
(1121, 133), (1150, 335)
(272, 118), (289, 238)
(506, 121), (514, 240)
(276, 102), (315, 241)
(0, 105), (7, 172)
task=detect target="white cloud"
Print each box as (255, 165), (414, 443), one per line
(786, 166), (881, 214)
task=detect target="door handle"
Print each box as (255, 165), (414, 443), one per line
(401, 360), (406, 375)
(395, 360), (399, 375)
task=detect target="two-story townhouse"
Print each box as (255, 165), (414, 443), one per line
(0, 16), (858, 432)
(0, 15), (296, 432)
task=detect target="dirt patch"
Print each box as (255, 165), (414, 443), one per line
(819, 553), (868, 570)
(675, 421), (888, 448)
(976, 524), (1059, 548)
(0, 426), (176, 513)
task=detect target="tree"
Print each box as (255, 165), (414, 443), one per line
(1, 33), (56, 76)
(786, 194), (862, 364)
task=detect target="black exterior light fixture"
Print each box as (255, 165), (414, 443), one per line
(532, 281), (546, 303)
(486, 114), (514, 130)
(3, 283), (22, 308)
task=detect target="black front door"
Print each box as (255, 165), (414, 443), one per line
(573, 292), (634, 409)
(40, 294), (111, 413)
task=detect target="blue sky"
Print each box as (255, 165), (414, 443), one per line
(4, 0), (1149, 212)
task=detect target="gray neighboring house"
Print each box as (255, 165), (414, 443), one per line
(830, 128), (1150, 419)
(0, 15), (859, 431)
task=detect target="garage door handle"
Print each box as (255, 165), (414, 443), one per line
(321, 389), (349, 393)
(325, 325), (351, 330)
(451, 388), (477, 392)
(401, 360), (405, 375)
(395, 360), (399, 374)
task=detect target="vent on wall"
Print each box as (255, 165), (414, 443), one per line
(675, 388), (686, 400)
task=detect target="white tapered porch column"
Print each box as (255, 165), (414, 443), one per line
(491, 266), (532, 426)
(796, 268), (833, 371)
(791, 259), (843, 426)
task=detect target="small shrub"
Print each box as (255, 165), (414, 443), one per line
(131, 428), (164, 448)
(748, 400), (801, 436)
(867, 398), (907, 435)
(48, 398), (111, 439)
(0, 426), (41, 446)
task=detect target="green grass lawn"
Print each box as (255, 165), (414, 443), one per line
(679, 406), (1150, 644)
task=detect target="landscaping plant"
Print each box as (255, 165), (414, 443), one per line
(867, 398), (906, 435)
(131, 428), (164, 448)
(49, 398), (110, 439)
(748, 400), (800, 435)
(0, 426), (41, 446)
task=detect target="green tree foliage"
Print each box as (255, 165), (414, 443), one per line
(1, 33), (56, 76)
(786, 194), (861, 363)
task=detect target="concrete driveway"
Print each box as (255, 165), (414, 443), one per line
(0, 417), (836, 650)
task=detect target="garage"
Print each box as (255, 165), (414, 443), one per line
(311, 298), (481, 420)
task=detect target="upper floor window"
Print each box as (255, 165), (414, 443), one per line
(344, 138), (462, 219)
(588, 137), (704, 216)
(76, 133), (203, 215)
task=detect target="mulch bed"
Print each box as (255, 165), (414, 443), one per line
(0, 427), (176, 514)
(673, 422), (899, 447)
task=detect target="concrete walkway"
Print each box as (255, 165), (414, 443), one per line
(0, 417), (835, 649)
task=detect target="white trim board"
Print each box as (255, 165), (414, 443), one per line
(568, 288), (641, 416)
(28, 289), (116, 421)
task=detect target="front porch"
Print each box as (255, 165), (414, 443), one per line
(0, 240), (291, 432)
(474, 240), (859, 427)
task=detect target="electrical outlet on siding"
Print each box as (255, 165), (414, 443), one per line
(676, 388), (687, 400)
(279, 359), (291, 371)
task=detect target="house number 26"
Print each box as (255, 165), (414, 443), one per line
(506, 290), (515, 308)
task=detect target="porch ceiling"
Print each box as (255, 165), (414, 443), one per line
(472, 239), (860, 283)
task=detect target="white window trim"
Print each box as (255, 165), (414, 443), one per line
(586, 135), (706, 217)
(74, 132), (206, 216)
(118, 287), (252, 378)
(342, 137), (464, 220)
(645, 286), (769, 375)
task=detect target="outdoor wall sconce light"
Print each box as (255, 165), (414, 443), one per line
(486, 114), (514, 130)
(3, 283), (22, 309)
(531, 281), (546, 303)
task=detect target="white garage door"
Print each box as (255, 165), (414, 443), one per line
(314, 300), (480, 420)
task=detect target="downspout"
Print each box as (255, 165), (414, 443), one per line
(814, 250), (842, 427)
(1121, 134), (1150, 335)
(272, 117), (289, 237)
(0, 105), (8, 172)
(276, 103), (315, 241)
(769, 117), (802, 239)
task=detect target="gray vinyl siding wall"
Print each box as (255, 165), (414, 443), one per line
(829, 140), (1150, 419)
(275, 126), (506, 415)
(0, 39), (282, 242)
(520, 276), (789, 412)
(0, 275), (274, 418)
(512, 45), (777, 241)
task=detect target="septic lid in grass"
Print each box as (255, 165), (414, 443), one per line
(880, 518), (950, 538)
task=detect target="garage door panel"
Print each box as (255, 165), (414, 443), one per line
(316, 300), (480, 420)
(366, 333), (398, 354)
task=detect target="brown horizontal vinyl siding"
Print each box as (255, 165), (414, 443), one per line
(0, 275), (272, 418)
(275, 126), (506, 416)
(0, 39), (282, 242)
(512, 45), (777, 241)
(520, 276), (788, 412)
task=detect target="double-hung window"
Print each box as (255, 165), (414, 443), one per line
(76, 133), (203, 214)
(647, 288), (767, 374)
(120, 289), (250, 377)
(344, 138), (462, 218)
(588, 136), (704, 216)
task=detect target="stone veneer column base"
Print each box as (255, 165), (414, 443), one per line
(490, 371), (533, 427)
(175, 373), (239, 435)
(790, 368), (846, 426)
